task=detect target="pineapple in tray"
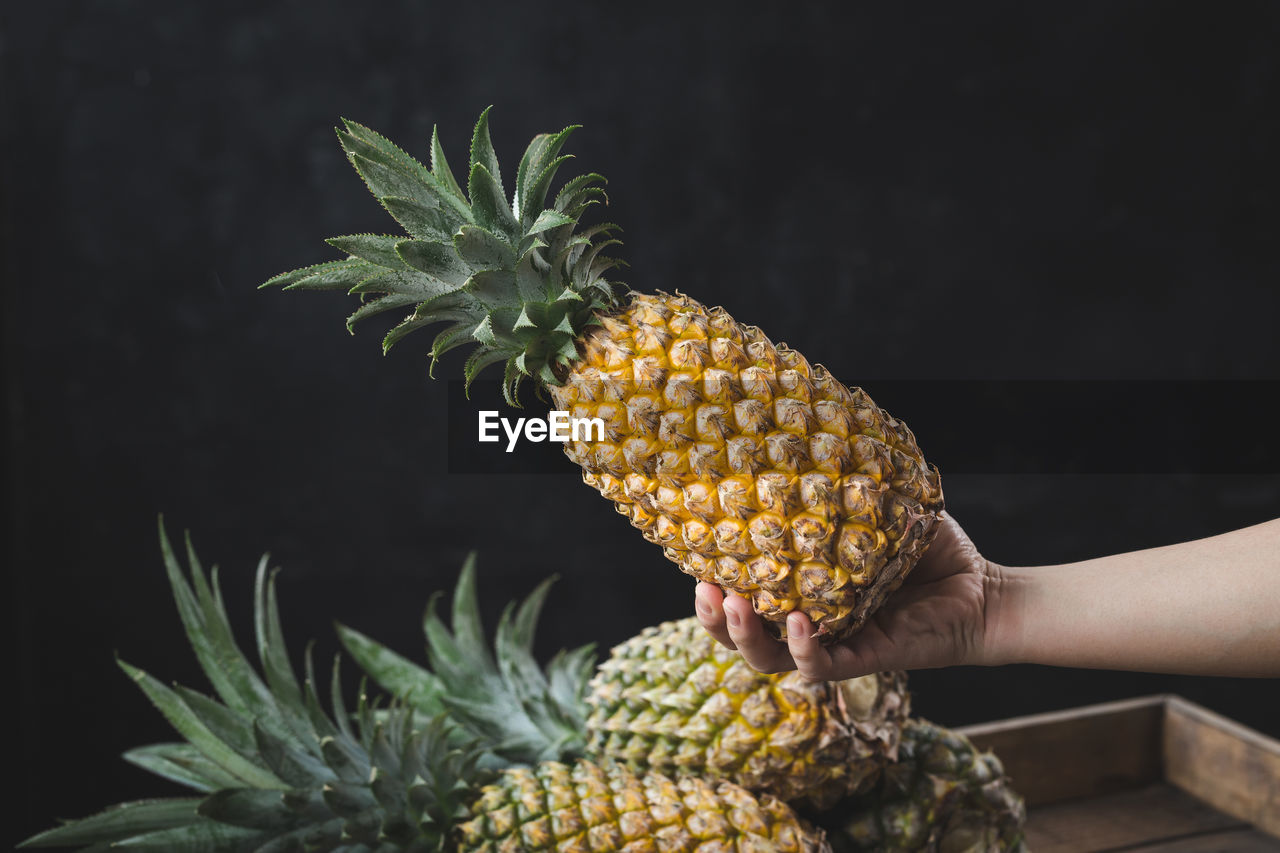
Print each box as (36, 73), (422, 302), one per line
(22, 526), (830, 853)
(261, 109), (944, 643)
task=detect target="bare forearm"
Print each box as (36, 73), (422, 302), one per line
(987, 518), (1280, 677)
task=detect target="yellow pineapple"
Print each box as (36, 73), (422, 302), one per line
(262, 110), (944, 641)
(461, 761), (831, 853)
(587, 617), (910, 809)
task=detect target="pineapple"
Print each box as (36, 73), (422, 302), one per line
(22, 525), (830, 853)
(261, 110), (944, 642)
(461, 762), (830, 853)
(341, 562), (907, 811)
(338, 554), (1026, 849)
(586, 617), (909, 810)
(832, 719), (1027, 853)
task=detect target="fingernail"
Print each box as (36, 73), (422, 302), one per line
(726, 609), (740, 628)
(696, 599), (710, 618)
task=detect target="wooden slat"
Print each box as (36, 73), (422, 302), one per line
(957, 696), (1166, 806)
(1122, 829), (1280, 851)
(1023, 783), (1248, 852)
(1163, 697), (1280, 837)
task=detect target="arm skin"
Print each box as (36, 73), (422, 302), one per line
(695, 513), (1280, 680)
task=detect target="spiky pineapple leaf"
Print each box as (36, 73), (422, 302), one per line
(260, 259), (378, 293)
(430, 124), (466, 204)
(428, 321), (476, 368)
(553, 172), (608, 215)
(338, 120), (471, 225)
(18, 799), (204, 848)
(346, 152), (440, 218)
(253, 562), (306, 720)
(348, 269), (446, 302)
(515, 126), (578, 224)
(468, 107), (505, 206)
(424, 556), (593, 762)
(326, 234), (408, 269)
(382, 314), (441, 353)
(525, 155), (578, 224)
(454, 224), (517, 271)
(319, 734), (372, 787)
(462, 346), (509, 396)
(253, 721), (337, 790)
(346, 293), (423, 332)
(107, 822), (264, 851)
(396, 239), (472, 286)
(172, 685), (258, 758)
(381, 196), (453, 243)
(157, 524), (313, 753)
(527, 208), (577, 236)
(336, 623), (447, 715)
(467, 163), (517, 237)
(338, 119), (433, 186)
(123, 744), (246, 794)
(118, 660), (285, 791)
(197, 789), (304, 831)
(443, 553), (490, 668)
(157, 525), (254, 720)
(253, 819), (346, 853)
(546, 645), (598, 717)
(260, 262), (335, 291)
(327, 656), (356, 743)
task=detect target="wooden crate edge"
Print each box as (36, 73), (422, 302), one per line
(1162, 696), (1280, 838)
(954, 695), (1169, 806)
(956, 694), (1172, 740)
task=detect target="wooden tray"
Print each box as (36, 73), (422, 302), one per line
(958, 695), (1280, 852)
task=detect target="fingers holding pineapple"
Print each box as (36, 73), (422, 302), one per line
(697, 513), (998, 681)
(696, 582), (883, 680)
(695, 584), (834, 678)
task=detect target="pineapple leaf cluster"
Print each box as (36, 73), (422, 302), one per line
(23, 524), (1027, 852)
(337, 553), (596, 765)
(261, 107), (624, 405)
(21, 521), (492, 852)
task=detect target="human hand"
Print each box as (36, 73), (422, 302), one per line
(694, 512), (1004, 679)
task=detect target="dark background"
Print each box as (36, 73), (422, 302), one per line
(6, 1), (1280, 846)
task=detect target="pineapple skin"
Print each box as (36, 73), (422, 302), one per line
(550, 292), (944, 642)
(836, 720), (1027, 853)
(586, 617), (910, 810)
(458, 758), (831, 853)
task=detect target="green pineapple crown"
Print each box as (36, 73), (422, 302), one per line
(21, 523), (594, 852)
(338, 553), (596, 764)
(261, 107), (624, 405)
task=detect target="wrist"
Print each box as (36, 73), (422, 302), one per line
(980, 561), (1030, 667)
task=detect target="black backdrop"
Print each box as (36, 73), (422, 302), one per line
(6, 1), (1280, 846)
